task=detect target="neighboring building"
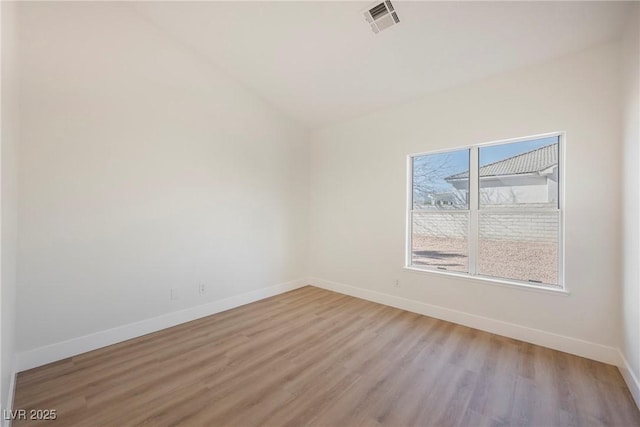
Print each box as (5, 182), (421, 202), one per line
(445, 143), (559, 206)
(425, 191), (463, 207)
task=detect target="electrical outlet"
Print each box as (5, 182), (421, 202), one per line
(394, 279), (400, 288)
(170, 288), (179, 300)
(198, 283), (205, 296)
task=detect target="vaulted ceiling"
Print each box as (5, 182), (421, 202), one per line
(132, 1), (631, 128)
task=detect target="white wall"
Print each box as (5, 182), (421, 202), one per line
(309, 42), (622, 351)
(16, 3), (309, 354)
(1, 0), (20, 413)
(622, 3), (640, 405)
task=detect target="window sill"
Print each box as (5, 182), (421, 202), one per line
(402, 266), (570, 296)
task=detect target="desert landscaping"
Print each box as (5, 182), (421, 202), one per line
(412, 235), (558, 285)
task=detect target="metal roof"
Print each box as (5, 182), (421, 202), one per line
(447, 143), (558, 180)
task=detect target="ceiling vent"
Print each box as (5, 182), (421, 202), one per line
(363, 1), (400, 34)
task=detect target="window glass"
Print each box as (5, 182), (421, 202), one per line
(412, 212), (469, 273)
(478, 137), (559, 209)
(412, 149), (470, 210)
(478, 211), (559, 285)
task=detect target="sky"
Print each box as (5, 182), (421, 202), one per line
(413, 135), (559, 194)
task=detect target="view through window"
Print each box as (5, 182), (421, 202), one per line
(409, 135), (562, 287)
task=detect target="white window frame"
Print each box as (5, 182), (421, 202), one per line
(404, 132), (566, 294)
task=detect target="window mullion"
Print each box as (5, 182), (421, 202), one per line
(406, 156), (414, 267)
(468, 147), (479, 275)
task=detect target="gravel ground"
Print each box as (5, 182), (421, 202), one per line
(412, 235), (558, 285)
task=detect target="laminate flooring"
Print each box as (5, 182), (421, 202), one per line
(13, 286), (640, 426)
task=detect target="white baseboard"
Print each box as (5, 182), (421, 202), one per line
(17, 278), (308, 372)
(309, 277), (621, 366)
(618, 351), (640, 410)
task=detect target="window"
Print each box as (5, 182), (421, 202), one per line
(407, 134), (563, 289)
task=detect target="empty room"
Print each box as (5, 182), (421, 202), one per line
(1, 1), (640, 426)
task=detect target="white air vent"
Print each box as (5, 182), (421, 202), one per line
(363, 1), (400, 34)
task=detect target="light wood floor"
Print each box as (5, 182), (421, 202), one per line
(14, 286), (640, 426)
